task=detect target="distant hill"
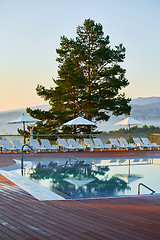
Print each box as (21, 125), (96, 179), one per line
(131, 97), (160, 105)
(130, 97), (160, 124)
(0, 105), (50, 135)
(131, 103), (160, 120)
(98, 97), (160, 131)
(1, 97), (160, 134)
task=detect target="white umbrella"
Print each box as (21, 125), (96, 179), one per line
(63, 116), (96, 139)
(64, 177), (94, 188)
(8, 114), (40, 143)
(63, 116), (96, 126)
(114, 174), (142, 184)
(114, 117), (143, 140)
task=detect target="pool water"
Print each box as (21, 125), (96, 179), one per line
(22, 157), (160, 199)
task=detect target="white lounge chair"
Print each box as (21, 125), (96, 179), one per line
(0, 139), (19, 153)
(40, 161), (51, 168)
(30, 139), (48, 152)
(93, 138), (112, 150)
(133, 138), (150, 150)
(141, 138), (160, 149)
(118, 138), (138, 150)
(95, 160), (111, 166)
(41, 139), (59, 152)
(132, 158), (143, 164)
(67, 139), (85, 151)
(83, 138), (103, 151)
(12, 139), (29, 152)
(109, 138), (128, 150)
(57, 139), (77, 151)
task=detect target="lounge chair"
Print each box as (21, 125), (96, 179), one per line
(57, 138), (77, 151)
(141, 138), (160, 149)
(95, 160), (111, 166)
(83, 138), (103, 151)
(30, 139), (48, 152)
(133, 138), (150, 150)
(95, 159), (119, 166)
(118, 138), (138, 150)
(132, 158), (143, 164)
(0, 139), (19, 153)
(40, 161), (51, 168)
(41, 139), (59, 152)
(12, 139), (30, 152)
(109, 138), (128, 150)
(93, 138), (112, 150)
(67, 139), (86, 151)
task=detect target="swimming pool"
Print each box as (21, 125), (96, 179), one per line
(21, 156), (160, 199)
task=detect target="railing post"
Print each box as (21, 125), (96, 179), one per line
(21, 144), (35, 176)
(21, 147), (24, 176)
(138, 184), (140, 195)
(138, 183), (155, 195)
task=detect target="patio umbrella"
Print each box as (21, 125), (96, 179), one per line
(114, 117), (143, 141)
(63, 117), (96, 126)
(63, 116), (96, 139)
(8, 114), (40, 143)
(114, 174), (142, 184)
(64, 177), (95, 188)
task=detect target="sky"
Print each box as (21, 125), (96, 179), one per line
(0, 0), (160, 111)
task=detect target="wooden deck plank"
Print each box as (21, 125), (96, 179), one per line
(0, 188), (160, 240)
(1, 151), (160, 239)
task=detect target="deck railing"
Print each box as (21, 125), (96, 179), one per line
(138, 183), (155, 195)
(21, 144), (35, 176)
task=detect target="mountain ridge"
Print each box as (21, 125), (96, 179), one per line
(131, 97), (160, 105)
(0, 97), (160, 134)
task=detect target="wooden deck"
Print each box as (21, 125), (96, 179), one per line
(0, 151), (160, 239)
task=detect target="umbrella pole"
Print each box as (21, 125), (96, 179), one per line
(73, 126), (76, 140)
(129, 124), (130, 143)
(79, 126), (81, 144)
(128, 159), (131, 176)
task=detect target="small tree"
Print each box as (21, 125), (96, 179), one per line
(27, 19), (131, 135)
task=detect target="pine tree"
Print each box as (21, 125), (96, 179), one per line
(27, 19), (131, 135)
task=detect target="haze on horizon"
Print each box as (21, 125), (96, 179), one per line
(0, 0), (160, 112)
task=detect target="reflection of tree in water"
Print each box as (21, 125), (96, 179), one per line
(29, 161), (130, 198)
